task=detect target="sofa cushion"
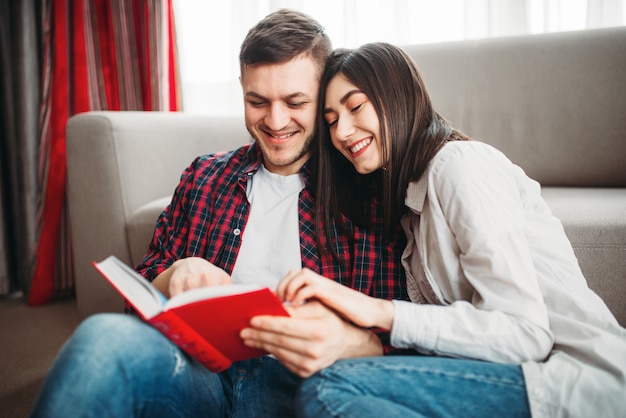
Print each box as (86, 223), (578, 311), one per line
(542, 187), (626, 325)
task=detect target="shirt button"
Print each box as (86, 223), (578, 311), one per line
(233, 228), (241, 236)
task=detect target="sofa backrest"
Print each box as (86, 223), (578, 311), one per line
(67, 111), (250, 221)
(403, 26), (626, 187)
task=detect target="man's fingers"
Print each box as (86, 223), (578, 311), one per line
(240, 327), (329, 378)
(247, 314), (303, 337)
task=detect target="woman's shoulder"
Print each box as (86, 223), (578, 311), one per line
(436, 140), (506, 162)
(408, 140), (519, 207)
(430, 140), (511, 176)
(423, 140), (526, 200)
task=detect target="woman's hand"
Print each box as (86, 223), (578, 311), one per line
(276, 268), (395, 330)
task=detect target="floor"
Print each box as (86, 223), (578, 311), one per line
(0, 296), (82, 418)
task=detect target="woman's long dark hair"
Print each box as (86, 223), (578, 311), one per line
(315, 42), (468, 261)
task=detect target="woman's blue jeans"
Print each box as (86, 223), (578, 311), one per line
(30, 313), (301, 417)
(296, 356), (530, 418)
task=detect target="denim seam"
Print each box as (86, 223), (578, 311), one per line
(325, 361), (524, 388)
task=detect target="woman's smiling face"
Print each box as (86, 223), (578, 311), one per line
(323, 74), (383, 174)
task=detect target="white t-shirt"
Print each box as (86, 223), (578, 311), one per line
(231, 164), (304, 289)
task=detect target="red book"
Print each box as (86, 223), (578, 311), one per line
(94, 256), (289, 372)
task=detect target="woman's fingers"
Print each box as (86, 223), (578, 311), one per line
(278, 268), (325, 303)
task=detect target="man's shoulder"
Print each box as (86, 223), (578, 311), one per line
(177, 143), (259, 189)
(189, 143), (260, 175)
(195, 142), (255, 166)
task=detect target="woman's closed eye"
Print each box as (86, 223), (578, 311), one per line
(324, 104), (365, 128)
(351, 103), (364, 113)
(324, 111), (338, 127)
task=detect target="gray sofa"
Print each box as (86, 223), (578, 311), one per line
(66, 26), (626, 326)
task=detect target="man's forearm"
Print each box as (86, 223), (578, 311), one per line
(342, 326), (384, 358)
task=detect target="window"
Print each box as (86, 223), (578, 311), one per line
(174, 0), (626, 114)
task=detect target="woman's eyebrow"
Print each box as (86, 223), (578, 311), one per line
(324, 89), (363, 115)
(339, 90), (362, 105)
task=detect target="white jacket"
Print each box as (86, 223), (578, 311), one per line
(390, 140), (626, 418)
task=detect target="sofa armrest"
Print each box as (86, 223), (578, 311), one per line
(127, 196), (172, 267)
(66, 111), (250, 317)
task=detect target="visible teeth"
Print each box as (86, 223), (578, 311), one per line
(273, 132), (295, 139)
(350, 138), (372, 154)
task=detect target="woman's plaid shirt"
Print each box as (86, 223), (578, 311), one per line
(136, 143), (409, 352)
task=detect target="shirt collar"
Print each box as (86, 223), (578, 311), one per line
(241, 142), (262, 177)
(240, 142), (313, 188)
(298, 159), (314, 189)
(405, 174), (428, 214)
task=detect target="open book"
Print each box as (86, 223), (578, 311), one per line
(94, 255), (289, 372)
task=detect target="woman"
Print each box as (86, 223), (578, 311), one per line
(278, 43), (626, 418)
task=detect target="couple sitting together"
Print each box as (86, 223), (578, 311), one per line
(31, 8), (625, 418)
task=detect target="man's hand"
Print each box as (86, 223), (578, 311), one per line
(152, 257), (233, 298)
(240, 301), (383, 377)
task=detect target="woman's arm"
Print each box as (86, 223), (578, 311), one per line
(277, 268), (395, 330)
(399, 143), (554, 363)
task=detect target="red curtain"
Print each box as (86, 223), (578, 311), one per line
(28, 0), (180, 305)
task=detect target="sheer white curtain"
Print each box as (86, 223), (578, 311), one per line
(173, 0), (625, 115)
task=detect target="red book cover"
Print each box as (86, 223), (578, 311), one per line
(93, 256), (289, 372)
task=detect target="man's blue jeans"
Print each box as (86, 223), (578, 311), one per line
(30, 313), (301, 417)
(296, 356), (530, 418)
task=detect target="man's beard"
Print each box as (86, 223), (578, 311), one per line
(252, 129), (316, 169)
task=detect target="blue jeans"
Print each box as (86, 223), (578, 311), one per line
(30, 313), (301, 417)
(296, 356), (530, 418)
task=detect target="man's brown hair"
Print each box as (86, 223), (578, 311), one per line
(239, 9), (332, 77)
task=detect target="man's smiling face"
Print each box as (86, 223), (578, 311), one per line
(241, 53), (320, 176)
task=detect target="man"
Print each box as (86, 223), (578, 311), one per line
(31, 9), (407, 418)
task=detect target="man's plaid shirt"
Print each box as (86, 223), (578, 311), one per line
(136, 143), (409, 352)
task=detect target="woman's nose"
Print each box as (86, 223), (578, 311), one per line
(335, 116), (356, 141)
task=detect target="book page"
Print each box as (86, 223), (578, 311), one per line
(94, 256), (166, 319)
(165, 283), (268, 310)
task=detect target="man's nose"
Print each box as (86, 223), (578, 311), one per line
(265, 103), (290, 130)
